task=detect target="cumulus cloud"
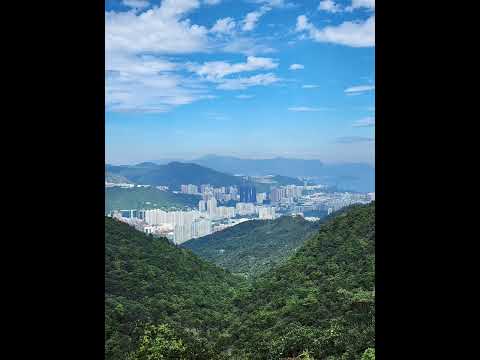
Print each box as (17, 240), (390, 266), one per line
(105, 0), (281, 112)
(289, 63), (304, 70)
(222, 37), (276, 55)
(296, 14), (375, 47)
(347, 0), (375, 11)
(236, 94), (255, 99)
(106, 0), (208, 55)
(106, 69), (212, 113)
(106, 0), (213, 112)
(318, 0), (341, 13)
(204, 0), (222, 5)
(188, 56), (278, 80)
(242, 6), (271, 31)
(344, 84), (375, 94)
(123, 0), (149, 9)
(302, 84), (320, 88)
(211, 17), (236, 34)
(353, 117), (375, 127)
(217, 73), (280, 90)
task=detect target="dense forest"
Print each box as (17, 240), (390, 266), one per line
(182, 216), (321, 278)
(228, 203), (375, 359)
(105, 186), (201, 214)
(105, 218), (244, 360)
(106, 202), (375, 359)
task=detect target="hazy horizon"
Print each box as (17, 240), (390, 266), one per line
(106, 0), (375, 166)
(105, 152), (375, 167)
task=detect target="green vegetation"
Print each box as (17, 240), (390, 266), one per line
(182, 216), (320, 278)
(106, 172), (133, 184)
(228, 203), (375, 359)
(106, 202), (375, 360)
(105, 186), (200, 214)
(105, 217), (245, 360)
(106, 162), (245, 189)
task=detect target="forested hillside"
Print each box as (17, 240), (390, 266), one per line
(105, 218), (244, 360)
(228, 203), (375, 359)
(182, 216), (320, 278)
(105, 186), (200, 213)
(105, 202), (375, 360)
(106, 162), (244, 189)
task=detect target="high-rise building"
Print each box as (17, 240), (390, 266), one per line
(198, 200), (207, 212)
(256, 192), (267, 204)
(240, 185), (256, 203)
(270, 187), (285, 203)
(236, 202), (256, 216)
(258, 206), (276, 220)
(207, 198), (217, 217)
(181, 184), (198, 194)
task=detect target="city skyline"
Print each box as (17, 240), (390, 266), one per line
(106, 0), (375, 165)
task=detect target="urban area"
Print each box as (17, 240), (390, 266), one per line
(108, 181), (375, 245)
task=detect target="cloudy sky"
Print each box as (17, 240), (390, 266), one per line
(105, 0), (375, 165)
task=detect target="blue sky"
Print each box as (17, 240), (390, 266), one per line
(105, 0), (375, 165)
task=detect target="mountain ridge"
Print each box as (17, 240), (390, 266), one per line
(182, 215), (321, 278)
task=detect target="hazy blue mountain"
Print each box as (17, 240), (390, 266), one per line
(191, 155), (374, 192)
(192, 155), (325, 176)
(106, 161), (245, 190)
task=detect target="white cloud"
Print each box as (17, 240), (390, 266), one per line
(123, 0), (149, 9)
(296, 14), (375, 47)
(236, 94), (255, 99)
(106, 0), (208, 55)
(211, 17), (236, 34)
(336, 136), (374, 144)
(318, 0), (341, 13)
(289, 63), (304, 70)
(106, 68), (212, 113)
(347, 0), (375, 11)
(288, 107), (323, 112)
(217, 73), (280, 90)
(252, 0), (295, 8)
(353, 117), (375, 127)
(344, 84), (375, 94)
(222, 37), (276, 55)
(302, 84), (320, 88)
(204, 0), (222, 5)
(105, 0), (280, 113)
(188, 56), (278, 80)
(106, 0), (213, 112)
(242, 6), (271, 31)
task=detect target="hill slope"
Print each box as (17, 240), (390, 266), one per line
(106, 162), (245, 189)
(105, 186), (201, 213)
(105, 218), (244, 360)
(229, 202), (375, 359)
(182, 216), (320, 278)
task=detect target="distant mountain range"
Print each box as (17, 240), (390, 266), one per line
(106, 161), (245, 190)
(182, 215), (321, 278)
(149, 155), (375, 192)
(106, 161), (304, 191)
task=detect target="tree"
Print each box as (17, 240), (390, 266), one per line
(127, 324), (187, 360)
(361, 348), (375, 360)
